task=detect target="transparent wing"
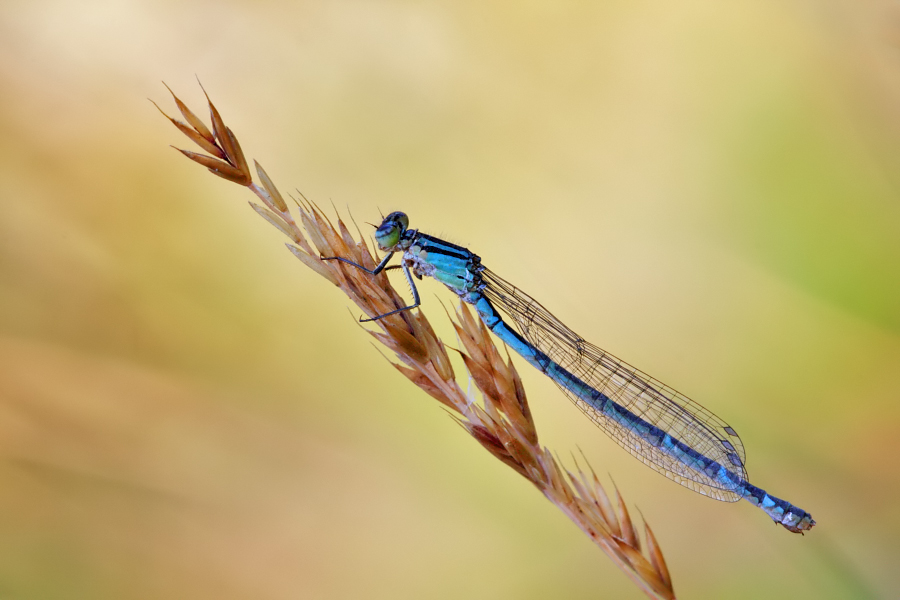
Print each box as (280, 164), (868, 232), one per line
(482, 268), (747, 501)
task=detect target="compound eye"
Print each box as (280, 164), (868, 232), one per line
(383, 211), (409, 231)
(374, 212), (409, 249)
(375, 221), (401, 250)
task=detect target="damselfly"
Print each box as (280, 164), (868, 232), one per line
(324, 211), (815, 533)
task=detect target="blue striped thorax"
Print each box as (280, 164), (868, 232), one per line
(375, 212), (485, 300)
(405, 234), (484, 298)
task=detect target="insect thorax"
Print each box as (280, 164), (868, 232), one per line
(403, 232), (485, 300)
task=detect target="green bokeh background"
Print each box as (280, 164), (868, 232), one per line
(1, 1), (898, 598)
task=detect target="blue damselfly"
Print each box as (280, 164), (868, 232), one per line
(324, 211), (815, 533)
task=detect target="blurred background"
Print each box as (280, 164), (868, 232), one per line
(1, 0), (898, 598)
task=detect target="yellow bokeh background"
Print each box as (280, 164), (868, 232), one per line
(1, 1), (898, 598)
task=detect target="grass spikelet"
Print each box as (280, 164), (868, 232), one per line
(158, 84), (678, 600)
(645, 522), (673, 591)
(254, 160), (289, 213)
(615, 483), (640, 549)
(249, 202), (299, 242)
